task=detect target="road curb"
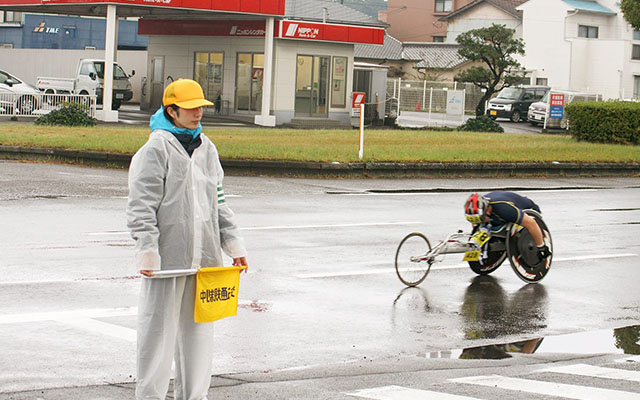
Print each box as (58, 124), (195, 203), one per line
(1, 145), (639, 177)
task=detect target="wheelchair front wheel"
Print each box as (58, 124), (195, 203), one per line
(507, 209), (553, 284)
(395, 232), (432, 287)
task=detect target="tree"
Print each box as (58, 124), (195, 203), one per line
(455, 24), (526, 116)
(621, 0), (640, 30)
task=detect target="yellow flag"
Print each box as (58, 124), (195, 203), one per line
(194, 266), (246, 323)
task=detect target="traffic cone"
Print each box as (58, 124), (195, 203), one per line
(415, 99), (422, 111)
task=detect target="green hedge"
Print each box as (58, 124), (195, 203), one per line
(565, 100), (640, 144)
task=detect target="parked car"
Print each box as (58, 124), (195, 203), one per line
(527, 90), (602, 129)
(36, 59), (134, 110)
(486, 85), (550, 122)
(0, 69), (40, 115)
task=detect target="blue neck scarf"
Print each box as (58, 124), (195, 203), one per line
(149, 107), (202, 141)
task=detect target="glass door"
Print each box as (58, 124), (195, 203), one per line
(194, 52), (223, 113)
(295, 55), (329, 117)
(236, 53), (264, 112)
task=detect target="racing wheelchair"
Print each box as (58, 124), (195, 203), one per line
(394, 209), (552, 286)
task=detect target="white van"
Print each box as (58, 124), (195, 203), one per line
(528, 90), (602, 129)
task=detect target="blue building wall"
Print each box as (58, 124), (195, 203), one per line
(0, 14), (147, 50)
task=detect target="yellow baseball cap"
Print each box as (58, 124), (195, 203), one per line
(162, 79), (214, 109)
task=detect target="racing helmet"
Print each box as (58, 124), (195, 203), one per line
(464, 193), (489, 224)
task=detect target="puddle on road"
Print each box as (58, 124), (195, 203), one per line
(426, 325), (640, 360)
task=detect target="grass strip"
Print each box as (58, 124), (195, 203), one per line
(0, 124), (638, 163)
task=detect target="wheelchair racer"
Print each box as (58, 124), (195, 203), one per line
(464, 191), (551, 261)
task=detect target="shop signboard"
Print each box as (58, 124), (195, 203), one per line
(278, 20), (384, 45)
(549, 93), (565, 119)
(139, 19), (266, 36)
(352, 92), (365, 117)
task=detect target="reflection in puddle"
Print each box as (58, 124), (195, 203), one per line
(427, 325), (640, 360)
(461, 275), (548, 340)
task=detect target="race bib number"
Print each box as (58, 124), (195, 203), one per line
(470, 229), (491, 247)
(463, 250), (481, 261)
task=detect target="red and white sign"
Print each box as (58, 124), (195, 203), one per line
(278, 20), (384, 45)
(0, 0), (286, 16)
(550, 93), (565, 106)
(352, 92), (365, 117)
(139, 20), (266, 36)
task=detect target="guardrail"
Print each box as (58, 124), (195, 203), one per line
(0, 92), (97, 118)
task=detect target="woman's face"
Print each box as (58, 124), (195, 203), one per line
(168, 106), (203, 130)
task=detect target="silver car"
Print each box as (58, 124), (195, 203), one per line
(0, 69), (40, 115)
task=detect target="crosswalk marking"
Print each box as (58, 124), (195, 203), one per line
(62, 318), (137, 342)
(540, 363), (640, 382)
(450, 375), (640, 400)
(346, 385), (481, 400)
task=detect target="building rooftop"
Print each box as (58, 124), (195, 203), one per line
(286, 0), (386, 26)
(562, 0), (616, 15)
(403, 43), (468, 69)
(355, 34), (469, 69)
(439, 0), (526, 21)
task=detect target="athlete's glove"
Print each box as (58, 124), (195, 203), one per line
(537, 244), (552, 260)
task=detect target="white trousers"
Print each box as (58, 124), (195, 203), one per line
(136, 275), (214, 400)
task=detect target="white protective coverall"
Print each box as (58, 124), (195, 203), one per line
(127, 129), (246, 400)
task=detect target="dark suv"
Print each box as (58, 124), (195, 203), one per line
(486, 85), (550, 122)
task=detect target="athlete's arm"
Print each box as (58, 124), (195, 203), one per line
(521, 214), (544, 246)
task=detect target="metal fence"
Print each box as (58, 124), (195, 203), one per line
(0, 92), (97, 118)
(387, 79), (484, 114)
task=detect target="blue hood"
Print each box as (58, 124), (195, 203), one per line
(149, 107), (202, 141)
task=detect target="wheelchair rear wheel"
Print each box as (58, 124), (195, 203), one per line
(507, 210), (553, 283)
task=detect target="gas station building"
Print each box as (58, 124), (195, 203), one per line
(0, 0), (385, 126)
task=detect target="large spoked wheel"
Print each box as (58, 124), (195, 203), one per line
(468, 237), (507, 275)
(395, 232), (432, 287)
(507, 209), (553, 283)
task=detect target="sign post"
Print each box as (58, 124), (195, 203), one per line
(545, 93), (565, 130)
(359, 103), (365, 160)
(351, 93), (366, 160)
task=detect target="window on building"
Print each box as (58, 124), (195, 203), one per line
(536, 78), (548, 86)
(331, 56), (347, 108)
(634, 30), (640, 40)
(0, 11), (23, 23)
(578, 25), (598, 38)
(433, 36), (445, 42)
(434, 0), (452, 13)
(634, 76), (640, 98)
(633, 45), (640, 60)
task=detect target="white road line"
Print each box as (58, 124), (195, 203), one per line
(0, 301), (256, 325)
(62, 318), (136, 342)
(539, 364), (640, 382)
(450, 375), (640, 400)
(0, 307), (138, 324)
(241, 221), (422, 231)
(617, 355), (640, 363)
(296, 253), (638, 279)
(346, 385), (481, 400)
(555, 253), (638, 262)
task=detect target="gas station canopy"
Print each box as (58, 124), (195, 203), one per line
(0, 0), (286, 18)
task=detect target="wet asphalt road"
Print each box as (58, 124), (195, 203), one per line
(0, 161), (639, 399)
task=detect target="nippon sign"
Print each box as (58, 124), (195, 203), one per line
(351, 92), (365, 117)
(284, 23), (320, 39)
(549, 93), (565, 119)
(139, 20), (266, 37)
(278, 20), (384, 45)
(0, 0), (286, 16)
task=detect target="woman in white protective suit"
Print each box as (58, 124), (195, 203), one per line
(126, 79), (247, 400)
